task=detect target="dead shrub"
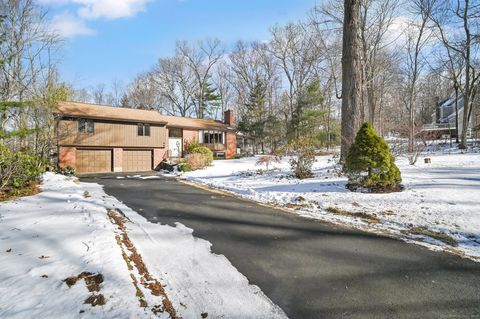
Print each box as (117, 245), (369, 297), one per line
(255, 155), (281, 170)
(185, 153), (209, 170)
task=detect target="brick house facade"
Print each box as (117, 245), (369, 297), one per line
(55, 102), (237, 174)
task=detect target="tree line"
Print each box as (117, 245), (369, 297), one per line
(1, 0), (479, 166)
(71, 0), (480, 157)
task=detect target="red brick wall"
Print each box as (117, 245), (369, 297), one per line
(226, 131), (237, 159)
(59, 146), (76, 168)
(182, 129), (198, 149)
(153, 148), (167, 169)
(113, 148), (123, 172)
(165, 128), (169, 154)
(224, 110), (235, 127)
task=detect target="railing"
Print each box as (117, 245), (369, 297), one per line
(202, 143), (226, 151)
(422, 123), (453, 131)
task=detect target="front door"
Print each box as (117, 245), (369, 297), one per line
(169, 138), (182, 158)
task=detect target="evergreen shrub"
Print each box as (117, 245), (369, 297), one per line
(344, 123), (402, 192)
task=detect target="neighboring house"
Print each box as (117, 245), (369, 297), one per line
(423, 96), (473, 138)
(55, 101), (237, 174)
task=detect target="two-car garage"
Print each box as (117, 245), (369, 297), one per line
(75, 149), (153, 174)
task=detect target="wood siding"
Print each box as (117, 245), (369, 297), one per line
(59, 118), (166, 148)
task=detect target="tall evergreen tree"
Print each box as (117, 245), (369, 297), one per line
(238, 77), (269, 153)
(290, 79), (329, 147)
(198, 80), (221, 119)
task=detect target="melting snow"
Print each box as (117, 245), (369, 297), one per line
(183, 152), (480, 261)
(0, 173), (286, 318)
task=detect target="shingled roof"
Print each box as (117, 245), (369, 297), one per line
(55, 101), (230, 130)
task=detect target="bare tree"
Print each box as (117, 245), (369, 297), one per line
(91, 83), (106, 104)
(360, 0), (400, 124)
(312, 0), (400, 128)
(150, 54), (196, 116)
(70, 87), (91, 103)
(0, 0), (60, 101)
(0, 0), (61, 153)
(401, 0), (435, 157)
(126, 74), (158, 110)
(429, 0), (480, 149)
(269, 22), (322, 138)
(111, 78), (124, 106)
(212, 60), (234, 117)
(176, 38), (223, 118)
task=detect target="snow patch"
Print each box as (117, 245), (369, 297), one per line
(0, 173), (286, 318)
(183, 153), (480, 261)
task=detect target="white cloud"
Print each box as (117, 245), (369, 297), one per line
(50, 11), (95, 38)
(44, 0), (151, 38)
(74, 0), (152, 20)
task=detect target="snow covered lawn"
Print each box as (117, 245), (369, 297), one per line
(0, 173), (286, 318)
(183, 153), (480, 261)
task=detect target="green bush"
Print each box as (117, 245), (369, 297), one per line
(0, 144), (45, 192)
(186, 139), (213, 165)
(344, 123), (402, 192)
(177, 162), (192, 172)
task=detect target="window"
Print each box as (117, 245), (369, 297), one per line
(78, 119), (94, 133)
(201, 130), (224, 144)
(169, 128), (182, 138)
(137, 123), (150, 136)
(87, 120), (94, 133)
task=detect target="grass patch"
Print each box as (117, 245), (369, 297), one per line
(409, 227), (458, 247)
(84, 294), (106, 306)
(379, 210), (396, 216)
(108, 209), (178, 318)
(326, 206), (381, 224)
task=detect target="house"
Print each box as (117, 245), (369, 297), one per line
(54, 101), (237, 174)
(423, 96), (473, 138)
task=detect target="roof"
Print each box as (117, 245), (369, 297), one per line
(55, 101), (167, 125)
(55, 101), (230, 130)
(155, 114), (229, 130)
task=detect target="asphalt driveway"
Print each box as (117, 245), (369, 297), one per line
(82, 173), (480, 318)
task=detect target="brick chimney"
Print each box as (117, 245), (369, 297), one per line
(224, 109), (234, 127)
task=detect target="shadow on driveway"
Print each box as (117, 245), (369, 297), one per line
(82, 174), (480, 319)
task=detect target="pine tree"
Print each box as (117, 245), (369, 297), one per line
(198, 81), (221, 119)
(238, 77), (268, 153)
(344, 122), (402, 192)
(0, 101), (35, 140)
(289, 80), (324, 140)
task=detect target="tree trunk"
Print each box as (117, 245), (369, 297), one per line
(408, 95), (415, 153)
(455, 85), (459, 143)
(460, 92), (469, 149)
(368, 84), (376, 124)
(340, 0), (363, 162)
(459, 0), (472, 149)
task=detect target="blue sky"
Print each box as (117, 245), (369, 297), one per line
(42, 0), (319, 88)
